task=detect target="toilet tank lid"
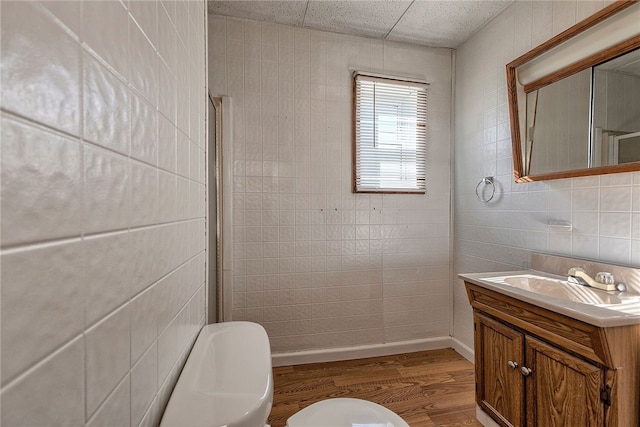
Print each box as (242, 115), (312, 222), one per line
(160, 322), (273, 427)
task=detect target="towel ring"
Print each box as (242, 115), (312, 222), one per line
(475, 177), (496, 203)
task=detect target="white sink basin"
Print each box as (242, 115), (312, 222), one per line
(485, 274), (640, 307)
(460, 270), (640, 327)
(160, 322), (273, 427)
(502, 275), (629, 305)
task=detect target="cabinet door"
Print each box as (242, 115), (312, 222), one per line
(475, 313), (525, 427)
(525, 336), (604, 427)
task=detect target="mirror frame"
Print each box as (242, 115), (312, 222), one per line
(507, 0), (640, 183)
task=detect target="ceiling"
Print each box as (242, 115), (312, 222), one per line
(207, 0), (514, 49)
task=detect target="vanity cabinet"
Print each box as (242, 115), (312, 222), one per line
(475, 314), (604, 426)
(475, 314), (524, 425)
(465, 282), (640, 427)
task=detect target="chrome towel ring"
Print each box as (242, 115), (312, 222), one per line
(475, 177), (496, 203)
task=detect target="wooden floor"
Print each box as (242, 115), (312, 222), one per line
(268, 348), (482, 427)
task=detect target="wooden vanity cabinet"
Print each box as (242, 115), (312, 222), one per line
(475, 314), (604, 427)
(475, 314), (525, 426)
(527, 335), (605, 426)
(466, 282), (640, 427)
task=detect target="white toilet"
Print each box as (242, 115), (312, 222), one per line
(286, 397), (409, 427)
(160, 322), (409, 427)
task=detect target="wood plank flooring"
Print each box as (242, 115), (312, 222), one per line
(268, 348), (482, 427)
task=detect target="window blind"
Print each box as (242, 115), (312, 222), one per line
(353, 73), (428, 193)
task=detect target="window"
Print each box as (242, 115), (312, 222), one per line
(353, 72), (428, 193)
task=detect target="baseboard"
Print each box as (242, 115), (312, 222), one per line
(451, 337), (474, 363)
(272, 336), (455, 367)
(476, 405), (500, 427)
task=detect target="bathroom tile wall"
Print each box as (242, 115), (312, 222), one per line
(209, 15), (452, 353)
(452, 0), (635, 349)
(1, 1), (207, 425)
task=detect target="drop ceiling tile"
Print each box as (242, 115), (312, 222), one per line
(304, 1), (412, 39)
(388, 0), (513, 48)
(207, 0), (514, 49)
(207, 1), (307, 27)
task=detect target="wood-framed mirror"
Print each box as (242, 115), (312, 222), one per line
(507, 0), (640, 183)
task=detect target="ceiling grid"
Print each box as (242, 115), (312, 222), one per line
(208, 0), (514, 49)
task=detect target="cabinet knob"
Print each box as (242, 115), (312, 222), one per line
(507, 360), (518, 369)
(521, 367), (532, 376)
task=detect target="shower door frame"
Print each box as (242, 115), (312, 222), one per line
(208, 94), (223, 323)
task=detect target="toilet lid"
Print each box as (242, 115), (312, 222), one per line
(286, 398), (409, 427)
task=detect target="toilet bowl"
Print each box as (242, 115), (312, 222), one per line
(160, 322), (409, 427)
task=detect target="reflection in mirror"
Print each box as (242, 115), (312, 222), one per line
(592, 47), (640, 167)
(525, 69), (591, 176)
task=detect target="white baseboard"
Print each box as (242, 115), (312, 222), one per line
(272, 336), (456, 367)
(476, 405), (500, 427)
(451, 337), (474, 363)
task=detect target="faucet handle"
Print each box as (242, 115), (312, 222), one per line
(595, 272), (614, 285)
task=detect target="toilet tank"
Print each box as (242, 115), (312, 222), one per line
(160, 322), (274, 427)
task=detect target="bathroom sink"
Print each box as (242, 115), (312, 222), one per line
(501, 275), (629, 305)
(460, 264), (640, 327)
(478, 273), (640, 308)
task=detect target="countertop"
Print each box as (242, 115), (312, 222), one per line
(460, 270), (640, 328)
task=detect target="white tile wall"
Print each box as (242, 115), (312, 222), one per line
(1, 1), (207, 426)
(452, 0), (640, 350)
(209, 15), (452, 353)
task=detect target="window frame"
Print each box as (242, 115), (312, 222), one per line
(352, 71), (429, 194)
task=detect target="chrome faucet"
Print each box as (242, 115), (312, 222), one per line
(568, 268), (626, 292)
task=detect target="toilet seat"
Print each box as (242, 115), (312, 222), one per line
(285, 398), (409, 427)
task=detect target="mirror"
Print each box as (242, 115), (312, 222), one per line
(525, 48), (640, 176)
(507, 0), (640, 182)
(592, 48), (640, 167)
(525, 68), (591, 175)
